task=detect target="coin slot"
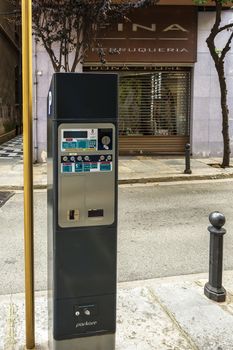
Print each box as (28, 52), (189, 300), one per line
(69, 210), (75, 220)
(67, 209), (80, 221)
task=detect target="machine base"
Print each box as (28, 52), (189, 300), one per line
(51, 333), (115, 350)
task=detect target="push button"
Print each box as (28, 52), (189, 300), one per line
(84, 309), (91, 316)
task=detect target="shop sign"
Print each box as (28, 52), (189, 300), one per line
(85, 6), (197, 64)
(86, 66), (191, 71)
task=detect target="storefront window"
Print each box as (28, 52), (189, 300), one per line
(119, 69), (191, 137)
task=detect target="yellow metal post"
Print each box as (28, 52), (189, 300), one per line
(21, 0), (35, 348)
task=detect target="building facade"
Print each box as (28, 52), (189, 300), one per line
(84, 5), (196, 155)
(0, 1), (21, 144)
(34, 3), (233, 161)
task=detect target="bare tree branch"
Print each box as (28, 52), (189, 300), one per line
(220, 30), (233, 60)
(218, 22), (233, 33)
(9, 0), (159, 72)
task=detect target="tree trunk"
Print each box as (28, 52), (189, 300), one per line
(216, 62), (231, 167)
(205, 0), (231, 167)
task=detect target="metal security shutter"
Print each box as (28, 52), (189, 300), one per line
(119, 69), (191, 154)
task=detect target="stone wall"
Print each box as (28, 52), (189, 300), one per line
(0, 1), (20, 140)
(192, 10), (233, 157)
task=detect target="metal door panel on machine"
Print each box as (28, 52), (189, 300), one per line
(58, 123), (115, 228)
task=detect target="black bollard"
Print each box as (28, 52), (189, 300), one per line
(204, 212), (227, 302)
(184, 143), (192, 174)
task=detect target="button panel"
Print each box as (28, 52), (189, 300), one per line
(74, 304), (98, 318)
(61, 154), (112, 173)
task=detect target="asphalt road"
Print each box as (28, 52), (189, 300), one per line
(1, 179), (233, 295)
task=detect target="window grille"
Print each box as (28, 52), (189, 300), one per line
(119, 70), (191, 137)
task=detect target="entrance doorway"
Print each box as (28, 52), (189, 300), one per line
(118, 68), (191, 155)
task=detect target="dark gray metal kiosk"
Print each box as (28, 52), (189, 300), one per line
(47, 73), (118, 350)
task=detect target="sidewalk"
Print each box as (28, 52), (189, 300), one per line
(1, 150), (233, 349)
(0, 156), (233, 190)
(1, 271), (233, 350)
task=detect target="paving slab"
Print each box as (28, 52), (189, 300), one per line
(154, 284), (233, 350)
(0, 160), (47, 190)
(0, 289), (193, 350)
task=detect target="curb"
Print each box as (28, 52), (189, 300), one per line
(0, 173), (233, 191)
(118, 172), (233, 184)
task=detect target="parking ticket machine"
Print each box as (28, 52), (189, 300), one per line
(47, 73), (118, 350)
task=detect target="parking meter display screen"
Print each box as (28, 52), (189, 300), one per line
(64, 131), (88, 139)
(61, 128), (97, 152)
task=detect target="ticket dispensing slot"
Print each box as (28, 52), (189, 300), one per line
(88, 209), (104, 218)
